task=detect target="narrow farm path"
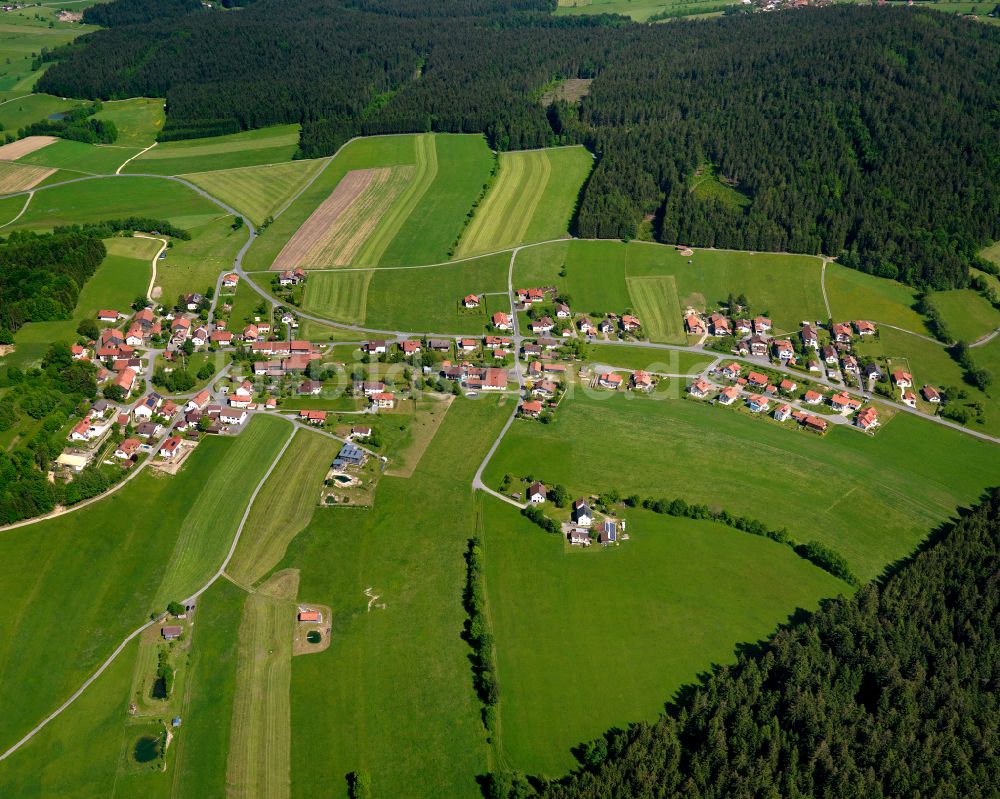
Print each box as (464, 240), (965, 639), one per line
(133, 232), (168, 301)
(970, 327), (1000, 348)
(820, 258), (832, 319)
(115, 141), (156, 175)
(0, 190), (32, 229)
(0, 420), (297, 762)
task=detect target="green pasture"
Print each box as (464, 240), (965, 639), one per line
(554, 0), (733, 20)
(243, 134), (417, 272)
(300, 269), (372, 326)
(482, 391), (1000, 580)
(92, 98), (165, 147)
(824, 261), (928, 333)
(626, 275), (686, 343)
(16, 138), (142, 175)
(282, 396), (510, 798)
(378, 133), (495, 266)
(125, 124), (301, 176)
(980, 241), (1000, 269)
(184, 158), (327, 226)
(154, 215), (245, 301)
(928, 288), (1000, 343)
(455, 146), (590, 257)
(483, 499), (847, 776)
(0, 191), (27, 224)
(688, 163), (751, 209)
(153, 414), (291, 605)
(11, 175), (225, 231)
(0, 93), (79, 131)
(228, 430), (337, 588)
(515, 240), (826, 331)
(587, 342), (714, 374)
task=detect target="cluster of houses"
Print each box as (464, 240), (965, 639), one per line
(595, 370), (655, 392)
(688, 361), (882, 433)
(685, 311), (880, 380)
(463, 288), (642, 339)
(526, 485), (624, 547)
(891, 369), (942, 409)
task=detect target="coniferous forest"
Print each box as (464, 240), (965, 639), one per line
(485, 490), (1000, 798)
(37, 1), (1000, 289)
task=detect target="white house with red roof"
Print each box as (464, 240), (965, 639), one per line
(222, 273), (239, 288)
(159, 436), (182, 459)
(598, 372), (623, 389)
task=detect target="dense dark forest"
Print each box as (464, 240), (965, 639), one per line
(37, 1), (1000, 288)
(82, 0), (202, 27)
(0, 231), (106, 333)
(484, 490), (1000, 798)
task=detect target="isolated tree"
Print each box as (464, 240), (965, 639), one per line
(166, 601), (185, 616)
(232, 216), (244, 230)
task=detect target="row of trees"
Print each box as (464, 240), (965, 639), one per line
(37, 3), (1000, 289)
(463, 537), (500, 733)
(488, 488), (1000, 797)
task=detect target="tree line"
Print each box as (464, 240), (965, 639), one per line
(487, 488), (1000, 797)
(37, 1), (1000, 289)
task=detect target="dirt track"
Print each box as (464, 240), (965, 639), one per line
(270, 168), (379, 271)
(0, 136), (57, 161)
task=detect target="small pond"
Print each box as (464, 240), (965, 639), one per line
(133, 735), (160, 763)
(306, 631), (322, 644)
(333, 475), (352, 485)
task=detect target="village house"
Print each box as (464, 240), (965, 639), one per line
(363, 340), (387, 355)
(747, 371), (768, 389)
(572, 499), (593, 526)
(159, 437), (182, 459)
(922, 385), (941, 403)
(300, 409), (327, 425)
(863, 362), (883, 382)
(372, 392), (395, 409)
(688, 378), (713, 398)
(832, 323), (853, 344)
(753, 316), (772, 334)
(528, 482), (546, 504)
(137, 421), (164, 438)
(720, 362), (742, 381)
(298, 379), (323, 395)
(357, 380), (387, 397)
(427, 338), (451, 352)
(222, 273), (239, 288)
(459, 338), (478, 353)
(830, 393), (862, 413)
(97, 309), (119, 323)
(718, 386), (740, 405)
(598, 372), (623, 389)
(530, 316), (555, 334)
(69, 417), (96, 442)
(520, 400), (543, 418)
(114, 367), (137, 395)
(161, 626), (182, 640)
(71, 344), (89, 360)
(568, 528), (590, 546)
(211, 330), (233, 346)
(708, 313), (731, 336)
(280, 312), (297, 327)
(115, 438), (142, 459)
(822, 345), (838, 365)
(220, 408), (247, 425)
(401, 340), (421, 355)
(856, 406), (879, 431)
(184, 293), (203, 311)
(278, 268), (306, 286)
(892, 370), (913, 389)
(805, 415), (828, 433)
(773, 339), (794, 361)
(841, 354), (859, 374)
(748, 335), (769, 356)
(684, 313), (705, 335)
(462, 293), (481, 309)
(185, 389), (211, 412)
(598, 319), (614, 335)
(578, 317), (594, 334)
(492, 311), (512, 330)
(483, 368), (508, 391)
(532, 380), (558, 398)
(631, 370), (653, 391)
(621, 314), (641, 333)
(242, 323), (260, 342)
(334, 443), (366, 469)
(598, 521), (618, 546)
(125, 324), (145, 347)
(746, 394), (770, 413)
(556, 302), (571, 318)
(516, 288), (545, 305)
(774, 403), (792, 422)
(902, 389), (917, 407)
(854, 320), (877, 336)
(800, 325), (819, 349)
(191, 326), (209, 347)
(779, 378), (797, 394)
(803, 389), (824, 405)
(350, 426), (373, 440)
(734, 318), (752, 336)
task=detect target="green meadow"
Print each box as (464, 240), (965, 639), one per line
(555, 0), (731, 20)
(11, 176), (225, 230)
(483, 499), (847, 776)
(300, 269), (372, 326)
(125, 124), (301, 175)
(455, 146), (591, 256)
(482, 391), (1000, 580)
(688, 163), (751, 209)
(0, 7), (95, 91)
(0, 191), (26, 224)
(586, 342), (714, 374)
(0, 93), (79, 131)
(626, 274), (686, 343)
(824, 261), (928, 332)
(154, 215), (245, 301)
(281, 397), (509, 798)
(184, 158), (328, 226)
(929, 288), (1000, 343)
(16, 138), (143, 175)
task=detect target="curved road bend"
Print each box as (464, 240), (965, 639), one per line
(0, 420), (297, 762)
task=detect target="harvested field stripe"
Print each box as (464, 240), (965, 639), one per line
(354, 133), (437, 266)
(227, 431), (338, 588)
(226, 570), (297, 799)
(0, 162), (55, 193)
(626, 275), (686, 344)
(0, 136), (56, 161)
(300, 268), (372, 325)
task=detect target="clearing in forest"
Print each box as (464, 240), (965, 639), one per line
(0, 161), (54, 192)
(300, 269), (373, 325)
(269, 166), (414, 270)
(0, 135), (56, 160)
(184, 159), (329, 226)
(626, 275), (686, 343)
(226, 569), (298, 799)
(455, 146), (591, 256)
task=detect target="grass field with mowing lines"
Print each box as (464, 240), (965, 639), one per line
(184, 159), (328, 226)
(0, 432), (260, 754)
(520, 145), (592, 244)
(243, 135), (416, 272)
(11, 176), (224, 231)
(0, 161), (52, 192)
(124, 124), (301, 175)
(378, 134), (494, 266)
(928, 288), (1000, 343)
(587, 343), (714, 374)
(300, 269), (373, 325)
(482, 392), (1000, 580)
(153, 414), (291, 606)
(364, 253), (510, 333)
(16, 138), (142, 174)
(626, 275), (685, 343)
(384, 396), (453, 477)
(227, 570), (298, 799)
(353, 133), (436, 266)
(228, 430), (338, 588)
(483, 499), (847, 776)
(154, 215), (245, 302)
(282, 397), (509, 798)
(824, 262), (928, 332)
(92, 98), (164, 147)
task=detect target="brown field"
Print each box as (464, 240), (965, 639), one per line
(269, 165), (413, 270)
(0, 162), (55, 192)
(0, 135), (57, 161)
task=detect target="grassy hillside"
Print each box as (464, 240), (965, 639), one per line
(124, 124), (301, 175)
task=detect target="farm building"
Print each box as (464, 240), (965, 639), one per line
(333, 443), (366, 469)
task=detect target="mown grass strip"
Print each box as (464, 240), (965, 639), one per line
(300, 269), (373, 325)
(626, 274), (686, 343)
